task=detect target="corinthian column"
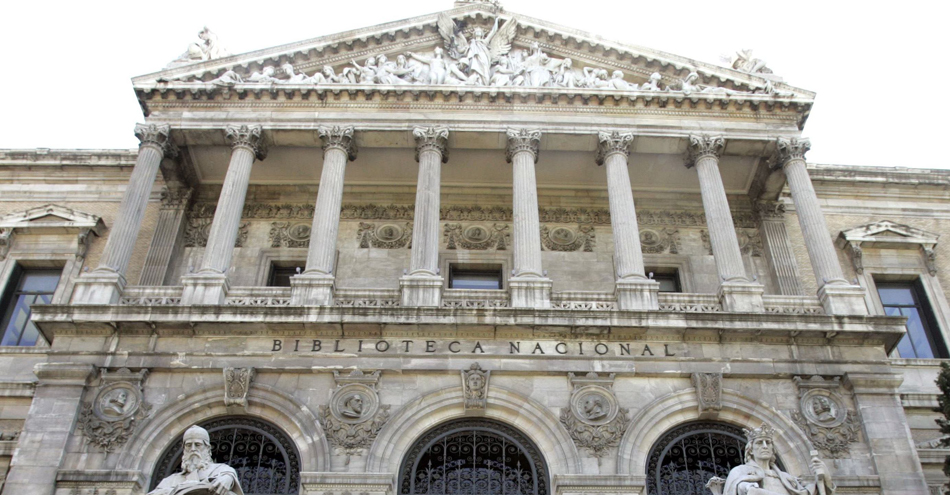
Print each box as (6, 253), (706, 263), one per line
(506, 128), (551, 308)
(774, 137), (867, 314)
(596, 131), (658, 310)
(182, 125), (266, 305)
(291, 126), (358, 306)
(400, 127), (449, 307)
(71, 124), (176, 304)
(687, 135), (763, 312)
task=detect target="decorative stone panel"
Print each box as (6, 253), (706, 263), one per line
(77, 368), (150, 453)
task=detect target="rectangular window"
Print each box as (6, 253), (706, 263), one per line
(267, 264), (304, 287)
(877, 280), (947, 359)
(449, 264), (503, 290)
(648, 269), (681, 293)
(0, 267), (61, 346)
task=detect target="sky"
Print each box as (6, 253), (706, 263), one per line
(1, 0), (946, 168)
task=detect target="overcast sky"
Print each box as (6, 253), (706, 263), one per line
(1, 0), (945, 168)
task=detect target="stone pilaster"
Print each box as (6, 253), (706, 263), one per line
(687, 135), (763, 312)
(291, 126), (358, 306)
(182, 125), (266, 305)
(755, 201), (803, 295)
(506, 129), (551, 308)
(400, 127), (449, 307)
(596, 131), (658, 310)
(139, 187), (193, 285)
(774, 138), (867, 314)
(71, 124), (175, 304)
(4, 363), (96, 495)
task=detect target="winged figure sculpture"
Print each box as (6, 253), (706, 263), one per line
(437, 13), (519, 85)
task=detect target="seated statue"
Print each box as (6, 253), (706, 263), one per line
(148, 425), (244, 495)
(710, 423), (834, 495)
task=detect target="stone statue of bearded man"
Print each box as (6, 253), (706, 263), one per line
(148, 425), (244, 495)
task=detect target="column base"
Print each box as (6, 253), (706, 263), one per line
(181, 272), (230, 306)
(290, 273), (336, 306)
(818, 283), (869, 315)
(399, 275), (444, 307)
(615, 278), (659, 310)
(718, 281), (765, 313)
(70, 269), (126, 305)
(509, 276), (553, 309)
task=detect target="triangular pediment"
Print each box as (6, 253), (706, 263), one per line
(133, 4), (812, 102)
(838, 221), (939, 249)
(0, 204), (105, 235)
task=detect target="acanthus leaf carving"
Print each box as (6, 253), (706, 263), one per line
(225, 124), (267, 160)
(639, 228), (679, 254)
(540, 224), (595, 252)
(318, 126), (358, 161)
(413, 127), (450, 163)
(444, 223), (510, 250)
(790, 376), (860, 458)
(269, 221), (312, 248)
(561, 372), (629, 458)
(184, 218), (248, 248)
(595, 131), (633, 165)
(692, 372), (722, 415)
(320, 370), (390, 457)
(357, 222), (412, 249)
(686, 134), (725, 168)
(77, 368), (151, 453)
(133, 123), (176, 158)
(772, 137), (811, 169)
(223, 367), (255, 408)
(505, 128), (541, 163)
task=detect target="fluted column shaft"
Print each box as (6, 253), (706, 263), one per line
(688, 136), (748, 283)
(303, 126), (357, 275)
(95, 124), (174, 278)
(140, 188), (192, 285)
(598, 132), (646, 280)
(507, 129), (544, 278)
(409, 127), (449, 276)
(776, 138), (847, 287)
(198, 125), (266, 274)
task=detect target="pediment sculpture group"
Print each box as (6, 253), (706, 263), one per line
(193, 16), (788, 97)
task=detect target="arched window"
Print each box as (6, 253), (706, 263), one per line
(646, 421), (784, 495)
(151, 416), (301, 495)
(399, 418), (549, 495)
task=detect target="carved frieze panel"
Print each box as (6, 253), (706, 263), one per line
(701, 229), (763, 256)
(461, 363), (490, 410)
(319, 370), (390, 457)
(444, 223), (510, 250)
(223, 367), (255, 408)
(183, 218), (248, 247)
(791, 376), (860, 458)
(78, 368), (151, 453)
(541, 224), (595, 252)
(270, 222), (312, 248)
(560, 372), (629, 458)
(357, 222), (412, 249)
(692, 372), (722, 414)
(640, 228), (679, 254)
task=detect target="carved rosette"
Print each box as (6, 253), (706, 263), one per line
(223, 367), (255, 408)
(319, 370), (390, 456)
(595, 131), (633, 166)
(540, 224), (595, 252)
(134, 123), (176, 158)
(692, 372), (722, 414)
(790, 376), (860, 458)
(225, 124), (268, 160)
(413, 127), (450, 163)
(461, 363), (490, 410)
(318, 125), (358, 161)
(560, 372), (629, 458)
(357, 222), (412, 249)
(270, 222), (312, 247)
(505, 129), (541, 163)
(184, 218), (248, 247)
(444, 223), (510, 250)
(686, 135), (725, 168)
(772, 137), (811, 169)
(78, 368), (151, 453)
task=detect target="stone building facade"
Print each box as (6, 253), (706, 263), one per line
(0, 2), (946, 495)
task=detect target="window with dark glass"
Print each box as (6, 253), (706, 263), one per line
(449, 264), (503, 290)
(877, 280), (947, 359)
(267, 264), (304, 287)
(649, 269), (681, 293)
(0, 267), (60, 346)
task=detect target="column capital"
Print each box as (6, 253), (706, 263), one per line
(754, 200), (786, 221)
(134, 123), (177, 158)
(506, 128), (541, 164)
(685, 134), (725, 168)
(225, 124), (268, 160)
(413, 127), (449, 163)
(595, 131), (633, 165)
(318, 125), (358, 161)
(772, 137), (811, 169)
(160, 187), (193, 210)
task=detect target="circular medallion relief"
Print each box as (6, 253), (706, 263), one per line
(330, 383), (379, 424)
(549, 227), (576, 246)
(287, 223), (312, 242)
(570, 385), (618, 425)
(800, 389), (846, 428)
(463, 225), (490, 243)
(94, 382), (142, 421)
(376, 224), (403, 242)
(640, 230), (660, 246)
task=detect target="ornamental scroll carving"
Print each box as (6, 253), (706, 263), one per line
(560, 372), (629, 458)
(461, 363), (490, 410)
(790, 376), (860, 458)
(223, 367), (255, 408)
(701, 229), (763, 256)
(540, 224), (595, 252)
(183, 218), (248, 247)
(357, 222), (412, 249)
(270, 222), (312, 248)
(640, 228), (679, 254)
(78, 368), (151, 453)
(319, 370), (390, 458)
(444, 223), (510, 250)
(692, 372), (722, 415)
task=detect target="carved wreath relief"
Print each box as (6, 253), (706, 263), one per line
(270, 222), (312, 248)
(319, 370), (390, 456)
(790, 376), (860, 458)
(540, 224), (595, 252)
(357, 222), (412, 249)
(461, 363), (491, 410)
(184, 218), (249, 247)
(559, 372), (629, 458)
(640, 228), (679, 254)
(444, 223), (510, 250)
(78, 369), (151, 453)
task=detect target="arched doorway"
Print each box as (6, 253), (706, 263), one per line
(646, 421), (784, 495)
(399, 418), (550, 495)
(151, 416), (301, 495)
